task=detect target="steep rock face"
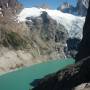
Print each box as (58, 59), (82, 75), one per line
(26, 11), (68, 59)
(66, 38), (81, 58)
(75, 0), (90, 61)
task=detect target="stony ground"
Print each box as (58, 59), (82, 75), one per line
(0, 47), (51, 74)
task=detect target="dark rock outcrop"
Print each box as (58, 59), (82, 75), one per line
(75, 0), (90, 61)
(66, 38), (81, 58)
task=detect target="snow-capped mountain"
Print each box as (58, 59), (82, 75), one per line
(18, 7), (85, 58)
(57, 0), (89, 16)
(18, 7), (85, 39)
(57, 2), (77, 15)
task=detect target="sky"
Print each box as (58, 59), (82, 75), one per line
(18, 0), (77, 9)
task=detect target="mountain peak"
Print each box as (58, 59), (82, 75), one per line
(18, 7), (85, 39)
(57, 0), (89, 16)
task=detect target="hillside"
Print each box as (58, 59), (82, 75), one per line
(0, 7), (85, 74)
(18, 7), (85, 58)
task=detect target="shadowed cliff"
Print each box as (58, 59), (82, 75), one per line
(75, 0), (90, 61)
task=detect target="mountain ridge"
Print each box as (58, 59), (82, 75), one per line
(18, 7), (85, 39)
(57, 0), (89, 16)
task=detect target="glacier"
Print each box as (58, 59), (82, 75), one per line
(18, 7), (85, 39)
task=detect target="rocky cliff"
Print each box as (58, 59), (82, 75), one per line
(25, 11), (68, 59)
(75, 0), (90, 61)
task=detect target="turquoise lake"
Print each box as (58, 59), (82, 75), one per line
(0, 58), (75, 90)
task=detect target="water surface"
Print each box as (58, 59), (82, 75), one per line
(0, 58), (75, 90)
